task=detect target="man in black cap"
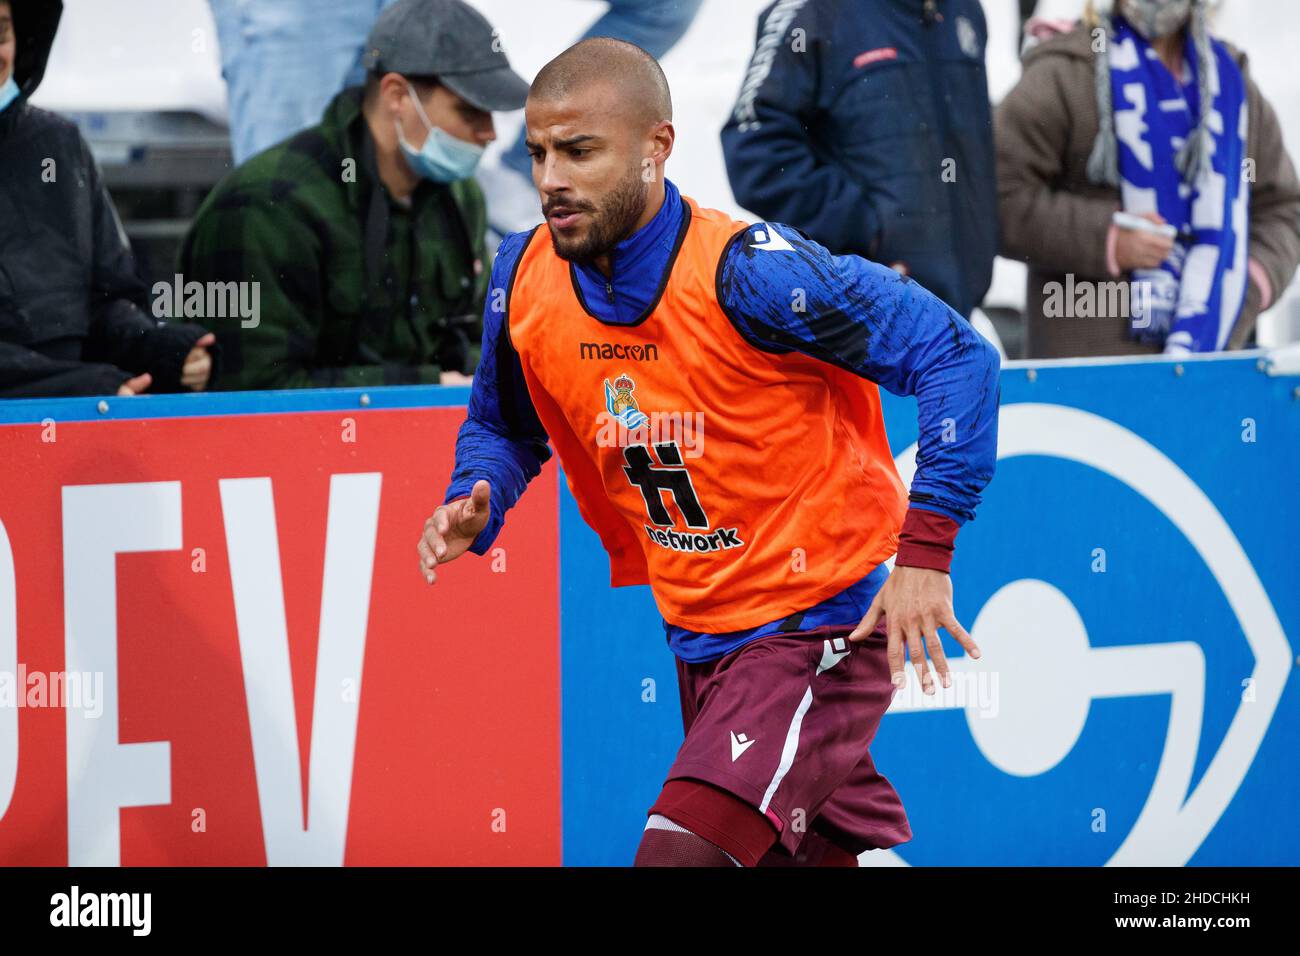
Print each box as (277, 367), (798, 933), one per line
(180, 0), (528, 389)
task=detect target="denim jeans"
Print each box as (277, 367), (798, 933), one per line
(498, 0), (704, 177)
(210, 0), (703, 168)
(209, 0), (400, 164)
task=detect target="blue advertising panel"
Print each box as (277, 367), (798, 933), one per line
(559, 353), (1300, 866)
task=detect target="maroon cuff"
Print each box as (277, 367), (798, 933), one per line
(649, 779), (778, 867)
(895, 508), (960, 573)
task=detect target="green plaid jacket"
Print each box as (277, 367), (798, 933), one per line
(178, 87), (487, 389)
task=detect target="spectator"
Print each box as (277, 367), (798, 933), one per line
(476, 0), (704, 235)
(997, 0), (1300, 357)
(719, 0), (998, 322)
(0, 0), (215, 399)
(208, 0), (402, 166)
(179, 0), (528, 390)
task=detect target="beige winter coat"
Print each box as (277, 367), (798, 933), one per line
(995, 24), (1300, 358)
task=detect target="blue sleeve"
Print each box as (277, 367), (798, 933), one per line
(720, 1), (879, 257)
(717, 222), (1000, 523)
(443, 230), (552, 554)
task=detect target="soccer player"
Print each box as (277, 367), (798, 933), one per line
(418, 38), (1000, 867)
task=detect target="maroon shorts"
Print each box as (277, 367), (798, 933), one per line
(653, 621), (911, 857)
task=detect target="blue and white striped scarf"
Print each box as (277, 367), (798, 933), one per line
(1110, 17), (1250, 352)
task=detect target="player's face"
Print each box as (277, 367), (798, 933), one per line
(524, 87), (654, 264)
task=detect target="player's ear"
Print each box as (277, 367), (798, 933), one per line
(649, 120), (674, 169)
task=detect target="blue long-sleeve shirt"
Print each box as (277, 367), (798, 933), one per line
(445, 178), (999, 662)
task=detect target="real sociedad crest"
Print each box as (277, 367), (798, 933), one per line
(604, 373), (649, 429)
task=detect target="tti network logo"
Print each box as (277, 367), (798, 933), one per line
(880, 403), (1292, 866)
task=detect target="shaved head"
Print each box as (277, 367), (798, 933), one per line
(524, 38), (677, 268)
(529, 37), (672, 129)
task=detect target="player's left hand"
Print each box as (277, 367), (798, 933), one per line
(847, 565), (981, 696)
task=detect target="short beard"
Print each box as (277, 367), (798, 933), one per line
(547, 165), (648, 264)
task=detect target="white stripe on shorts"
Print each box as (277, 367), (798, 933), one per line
(758, 685), (814, 814)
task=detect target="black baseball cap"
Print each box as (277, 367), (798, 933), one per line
(362, 0), (529, 112)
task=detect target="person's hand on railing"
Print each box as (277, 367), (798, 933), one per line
(181, 333), (216, 391)
(116, 372), (152, 396)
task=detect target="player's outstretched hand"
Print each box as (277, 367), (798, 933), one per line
(847, 565), (981, 695)
(417, 479), (491, 585)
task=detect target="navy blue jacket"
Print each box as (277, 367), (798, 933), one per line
(721, 0), (998, 319)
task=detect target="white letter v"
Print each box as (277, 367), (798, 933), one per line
(219, 474), (381, 865)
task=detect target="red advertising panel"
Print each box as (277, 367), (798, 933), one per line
(0, 407), (561, 865)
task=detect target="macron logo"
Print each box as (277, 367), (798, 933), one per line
(749, 225), (794, 252)
(730, 731), (757, 761)
(817, 636), (851, 675)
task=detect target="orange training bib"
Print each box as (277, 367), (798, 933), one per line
(507, 196), (907, 632)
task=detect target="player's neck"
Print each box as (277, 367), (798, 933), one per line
(594, 182), (667, 278)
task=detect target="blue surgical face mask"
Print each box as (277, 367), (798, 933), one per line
(0, 77), (20, 114)
(395, 82), (485, 183)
